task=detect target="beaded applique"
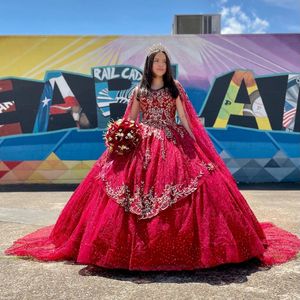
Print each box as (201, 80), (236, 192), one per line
(98, 161), (216, 219)
(138, 88), (186, 159)
(97, 86), (217, 219)
(143, 147), (151, 170)
(100, 169), (201, 219)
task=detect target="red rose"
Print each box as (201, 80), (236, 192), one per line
(104, 118), (142, 155)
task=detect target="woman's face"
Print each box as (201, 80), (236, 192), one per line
(152, 51), (167, 78)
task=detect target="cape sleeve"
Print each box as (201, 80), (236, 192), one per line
(123, 87), (141, 123)
(175, 79), (238, 184)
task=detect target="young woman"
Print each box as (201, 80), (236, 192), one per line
(5, 43), (300, 271)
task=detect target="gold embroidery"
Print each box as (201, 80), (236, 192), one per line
(100, 161), (216, 219)
(143, 147), (151, 169)
(206, 162), (215, 172)
(139, 121), (189, 159)
(200, 161), (216, 173)
(140, 123), (166, 159)
(98, 87), (218, 219)
(101, 170), (204, 219)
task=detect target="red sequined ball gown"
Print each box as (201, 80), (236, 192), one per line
(5, 83), (300, 270)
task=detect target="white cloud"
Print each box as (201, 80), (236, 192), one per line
(220, 5), (270, 34)
(222, 17), (246, 34)
(252, 16), (270, 33)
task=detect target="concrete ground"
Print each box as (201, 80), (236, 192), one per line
(0, 184), (299, 300)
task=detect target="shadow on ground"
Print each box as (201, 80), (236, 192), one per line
(73, 258), (271, 285)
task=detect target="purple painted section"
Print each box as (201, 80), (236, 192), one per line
(110, 34), (300, 90)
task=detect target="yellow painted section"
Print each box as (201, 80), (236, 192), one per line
(213, 118), (228, 128)
(256, 117), (272, 130)
(0, 36), (119, 80)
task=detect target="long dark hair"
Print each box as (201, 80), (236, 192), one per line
(137, 50), (179, 100)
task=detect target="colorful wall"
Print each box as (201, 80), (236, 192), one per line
(0, 34), (299, 183)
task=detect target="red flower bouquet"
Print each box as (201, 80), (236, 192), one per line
(104, 118), (142, 155)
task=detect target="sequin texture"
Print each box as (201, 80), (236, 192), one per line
(98, 87), (216, 219)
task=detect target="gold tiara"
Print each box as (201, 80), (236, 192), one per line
(147, 43), (169, 57)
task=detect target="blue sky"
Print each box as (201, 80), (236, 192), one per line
(1, 0), (299, 35)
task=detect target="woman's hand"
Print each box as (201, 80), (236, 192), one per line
(128, 87), (140, 121)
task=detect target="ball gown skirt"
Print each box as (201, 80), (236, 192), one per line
(4, 122), (300, 271)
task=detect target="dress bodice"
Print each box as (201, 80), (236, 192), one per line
(136, 87), (186, 157)
(138, 87), (177, 127)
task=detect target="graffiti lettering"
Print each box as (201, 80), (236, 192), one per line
(201, 70), (300, 132)
(213, 70), (272, 130)
(93, 66), (143, 82)
(94, 67), (120, 81)
(121, 68), (142, 81)
(1, 68), (300, 137)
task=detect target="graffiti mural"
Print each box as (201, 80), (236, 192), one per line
(283, 74), (300, 132)
(0, 79), (44, 136)
(201, 71), (300, 132)
(211, 70), (272, 130)
(93, 65), (143, 127)
(34, 74), (91, 132)
(0, 34), (299, 183)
